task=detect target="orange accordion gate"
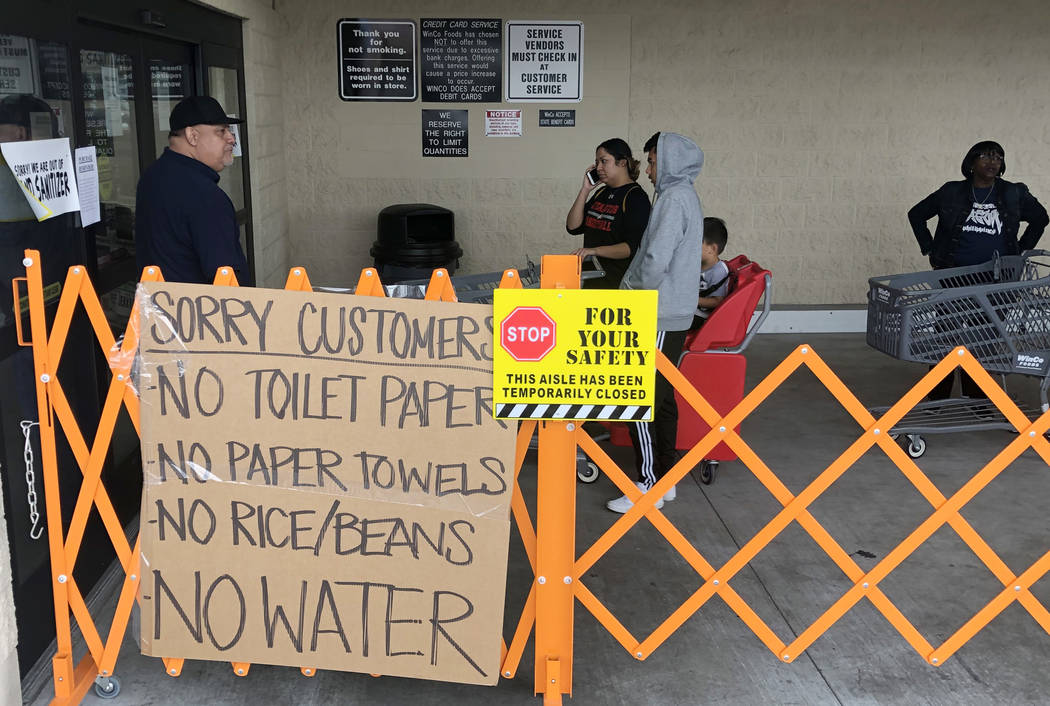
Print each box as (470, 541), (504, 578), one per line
(15, 250), (1050, 705)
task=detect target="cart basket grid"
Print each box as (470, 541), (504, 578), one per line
(867, 250), (1050, 375)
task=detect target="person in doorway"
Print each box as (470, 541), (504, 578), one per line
(607, 131), (704, 514)
(691, 217), (730, 331)
(908, 141), (1048, 399)
(135, 95), (248, 284)
(566, 137), (651, 289)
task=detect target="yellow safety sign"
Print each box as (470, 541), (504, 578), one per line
(493, 289), (657, 420)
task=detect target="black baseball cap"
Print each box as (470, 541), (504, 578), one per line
(169, 95), (244, 131)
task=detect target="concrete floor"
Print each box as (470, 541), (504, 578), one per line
(27, 333), (1050, 705)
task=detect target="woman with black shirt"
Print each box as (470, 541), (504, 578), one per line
(566, 138), (651, 289)
(909, 140), (1049, 398)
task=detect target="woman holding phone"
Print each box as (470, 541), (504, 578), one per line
(566, 138), (651, 288)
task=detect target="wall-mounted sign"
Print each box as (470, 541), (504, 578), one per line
(337, 19), (417, 101)
(505, 21), (583, 102)
(420, 19), (501, 103)
(484, 109), (521, 137)
(422, 109), (468, 157)
(539, 109), (575, 127)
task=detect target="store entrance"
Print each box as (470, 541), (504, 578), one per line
(2, 0), (249, 681)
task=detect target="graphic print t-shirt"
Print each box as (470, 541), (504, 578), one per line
(567, 182), (651, 288)
(695, 260), (730, 319)
(955, 185), (1005, 266)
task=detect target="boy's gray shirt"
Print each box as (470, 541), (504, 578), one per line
(620, 132), (704, 331)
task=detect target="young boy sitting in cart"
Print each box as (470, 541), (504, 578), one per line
(690, 217), (730, 330)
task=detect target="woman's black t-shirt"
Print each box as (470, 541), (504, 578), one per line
(567, 182), (651, 288)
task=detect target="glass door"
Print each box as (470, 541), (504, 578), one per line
(75, 29), (197, 325)
(78, 44), (140, 314)
(204, 42), (254, 285)
(0, 32), (99, 677)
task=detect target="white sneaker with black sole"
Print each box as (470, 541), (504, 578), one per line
(606, 481), (664, 514)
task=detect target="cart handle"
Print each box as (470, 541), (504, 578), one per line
(724, 273), (773, 355)
(580, 254), (605, 281)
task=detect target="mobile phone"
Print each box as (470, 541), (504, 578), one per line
(587, 168), (600, 185)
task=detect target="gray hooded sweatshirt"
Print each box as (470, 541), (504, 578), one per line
(620, 132), (704, 331)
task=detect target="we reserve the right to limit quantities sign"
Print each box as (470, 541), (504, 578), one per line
(492, 289), (656, 420)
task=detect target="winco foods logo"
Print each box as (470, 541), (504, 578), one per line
(875, 287), (891, 303)
(1016, 353), (1047, 371)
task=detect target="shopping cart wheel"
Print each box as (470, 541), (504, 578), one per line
(905, 436), (926, 459)
(577, 460), (601, 484)
(696, 460), (718, 485)
(94, 676), (121, 700)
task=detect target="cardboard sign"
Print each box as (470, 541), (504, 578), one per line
(0, 137), (80, 221)
(492, 289), (657, 419)
(137, 283), (515, 686)
(505, 21), (583, 102)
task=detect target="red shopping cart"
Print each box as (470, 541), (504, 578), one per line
(579, 255), (772, 485)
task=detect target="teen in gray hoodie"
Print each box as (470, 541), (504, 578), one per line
(608, 132), (704, 514)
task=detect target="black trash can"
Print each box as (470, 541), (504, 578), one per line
(371, 203), (463, 283)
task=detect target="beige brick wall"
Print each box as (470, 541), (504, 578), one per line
(200, 0), (292, 288)
(274, 1), (1050, 303)
(282, 6), (631, 285)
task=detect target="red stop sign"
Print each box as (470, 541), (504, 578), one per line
(500, 306), (556, 361)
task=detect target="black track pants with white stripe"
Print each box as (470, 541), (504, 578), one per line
(628, 328), (688, 488)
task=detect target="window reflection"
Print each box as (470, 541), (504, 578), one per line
(150, 58), (190, 158)
(80, 49), (138, 322)
(0, 35), (78, 329)
(210, 66), (245, 212)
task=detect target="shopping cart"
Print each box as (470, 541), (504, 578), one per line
(383, 260), (540, 302)
(382, 255), (607, 302)
(866, 249), (1050, 458)
(581, 255), (773, 485)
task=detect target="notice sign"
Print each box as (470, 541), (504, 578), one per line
(485, 109), (521, 137)
(420, 19), (502, 102)
(505, 21), (583, 102)
(492, 289), (657, 420)
(74, 146), (100, 226)
(539, 109), (575, 127)
(422, 109), (468, 157)
(137, 284), (515, 685)
(338, 19), (417, 101)
(0, 137), (79, 221)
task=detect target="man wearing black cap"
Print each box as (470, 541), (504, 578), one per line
(134, 95), (248, 284)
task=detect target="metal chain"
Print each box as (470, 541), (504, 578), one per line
(21, 420), (43, 540)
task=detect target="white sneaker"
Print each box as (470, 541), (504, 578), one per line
(663, 485), (676, 502)
(606, 482), (664, 514)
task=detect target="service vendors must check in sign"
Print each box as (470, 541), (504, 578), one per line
(505, 21), (583, 102)
(492, 289), (656, 420)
